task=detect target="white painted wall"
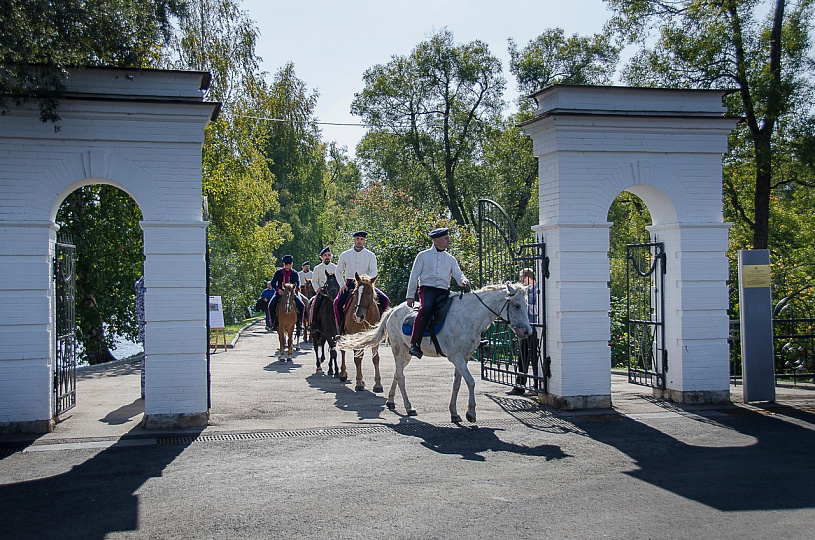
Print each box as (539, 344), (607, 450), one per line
(524, 85), (738, 408)
(0, 68), (218, 432)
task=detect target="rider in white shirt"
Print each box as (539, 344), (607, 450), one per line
(334, 230), (390, 332)
(406, 227), (470, 358)
(308, 246), (337, 328)
(298, 261), (313, 291)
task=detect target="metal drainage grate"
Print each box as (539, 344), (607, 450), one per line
(156, 418), (525, 445)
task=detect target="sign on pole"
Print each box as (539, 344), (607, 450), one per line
(738, 250), (775, 402)
(209, 295), (225, 329)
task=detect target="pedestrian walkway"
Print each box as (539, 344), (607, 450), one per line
(3, 319), (814, 445)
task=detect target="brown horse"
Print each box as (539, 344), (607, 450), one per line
(276, 283), (299, 361)
(339, 272), (383, 392)
(300, 279), (316, 342)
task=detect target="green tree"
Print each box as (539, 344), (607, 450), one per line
(606, 0), (815, 250)
(56, 187), (144, 364)
(1, 0), (185, 124)
(352, 28), (506, 226)
(508, 28), (619, 98)
(262, 63), (331, 265)
(165, 0), (286, 322)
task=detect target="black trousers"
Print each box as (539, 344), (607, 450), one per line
(411, 286), (448, 345)
(516, 330), (539, 388)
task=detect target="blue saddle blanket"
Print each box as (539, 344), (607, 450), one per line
(401, 319), (445, 337)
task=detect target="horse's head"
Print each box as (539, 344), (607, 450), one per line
(505, 282), (533, 339)
(352, 273), (378, 323)
(300, 279), (313, 297)
(281, 282), (297, 313)
(322, 271), (340, 300)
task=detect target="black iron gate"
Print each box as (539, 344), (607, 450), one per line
(626, 241), (666, 388)
(476, 199), (549, 393)
(54, 233), (77, 415)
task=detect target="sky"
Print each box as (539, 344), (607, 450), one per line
(239, 0), (614, 156)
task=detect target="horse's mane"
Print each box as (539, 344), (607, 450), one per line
(473, 282), (522, 294)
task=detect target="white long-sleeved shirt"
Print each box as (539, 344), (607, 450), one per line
(406, 247), (466, 298)
(310, 261), (337, 292)
(336, 247), (377, 283)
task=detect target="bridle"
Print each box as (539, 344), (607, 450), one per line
(353, 281), (377, 322)
(471, 287), (522, 328)
(282, 285), (295, 314)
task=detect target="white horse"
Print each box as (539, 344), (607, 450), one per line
(338, 282), (533, 423)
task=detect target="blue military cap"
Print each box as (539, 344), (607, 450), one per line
(429, 227), (449, 239)
(352, 230), (368, 238)
(282, 254), (294, 263)
(319, 246), (331, 256)
(302, 261), (311, 267)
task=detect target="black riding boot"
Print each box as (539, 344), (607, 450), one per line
(409, 311), (431, 358)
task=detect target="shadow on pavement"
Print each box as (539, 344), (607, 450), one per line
(0, 425), (201, 540)
(305, 371), (387, 421)
(388, 416), (571, 462)
(101, 398), (144, 426)
(572, 405), (815, 512)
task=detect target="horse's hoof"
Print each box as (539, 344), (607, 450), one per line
(466, 413), (476, 423)
(339, 374), (347, 383)
(373, 384), (384, 393)
(451, 415), (462, 423)
(316, 368), (323, 374)
(408, 409), (418, 417)
(386, 402), (396, 410)
(355, 384), (365, 392)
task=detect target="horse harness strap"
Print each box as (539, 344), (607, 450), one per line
(472, 290), (510, 325)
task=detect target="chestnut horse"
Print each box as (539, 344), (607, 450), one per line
(276, 283), (299, 361)
(339, 273), (383, 392)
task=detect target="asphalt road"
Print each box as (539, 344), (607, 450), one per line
(2, 321), (815, 539)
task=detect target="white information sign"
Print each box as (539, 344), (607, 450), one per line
(209, 295), (225, 329)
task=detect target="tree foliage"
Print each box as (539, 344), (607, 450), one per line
(56, 187), (144, 364)
(0, 0), (185, 124)
(606, 0), (815, 250)
(508, 28), (619, 98)
(164, 0), (288, 322)
(352, 28), (506, 226)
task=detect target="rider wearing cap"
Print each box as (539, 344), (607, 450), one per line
(268, 254), (305, 332)
(334, 231), (390, 333)
(308, 246), (337, 328)
(406, 227), (470, 358)
(298, 260), (313, 289)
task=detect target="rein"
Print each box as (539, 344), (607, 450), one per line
(471, 290), (511, 325)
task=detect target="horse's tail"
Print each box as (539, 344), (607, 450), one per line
(337, 309), (393, 350)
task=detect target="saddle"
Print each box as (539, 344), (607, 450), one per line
(401, 294), (455, 357)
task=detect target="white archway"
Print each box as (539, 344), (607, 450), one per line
(0, 67), (219, 432)
(522, 85), (738, 409)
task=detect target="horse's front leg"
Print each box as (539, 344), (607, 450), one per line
(371, 345), (383, 393)
(450, 356), (477, 423)
(354, 350), (365, 391)
(339, 349), (348, 382)
(328, 340), (338, 377)
(389, 347), (416, 416)
(450, 369), (463, 423)
(314, 339), (323, 373)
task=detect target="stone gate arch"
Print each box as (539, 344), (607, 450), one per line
(522, 85), (739, 409)
(0, 67), (219, 433)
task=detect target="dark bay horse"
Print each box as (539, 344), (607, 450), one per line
(310, 271), (340, 375)
(300, 279), (316, 342)
(339, 273), (383, 392)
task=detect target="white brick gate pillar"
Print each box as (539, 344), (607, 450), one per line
(140, 221), (210, 428)
(522, 85), (738, 409)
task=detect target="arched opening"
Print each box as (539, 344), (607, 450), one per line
(55, 183), (146, 424)
(607, 191), (652, 372)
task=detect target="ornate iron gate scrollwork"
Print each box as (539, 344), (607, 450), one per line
(626, 241), (666, 388)
(476, 199), (549, 393)
(54, 233), (77, 415)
